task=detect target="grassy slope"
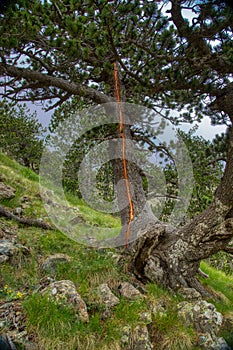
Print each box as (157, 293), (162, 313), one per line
(0, 153), (233, 350)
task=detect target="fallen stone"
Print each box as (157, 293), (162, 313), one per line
(118, 282), (143, 300)
(96, 283), (120, 308)
(41, 254), (71, 274)
(40, 280), (89, 322)
(0, 182), (16, 199)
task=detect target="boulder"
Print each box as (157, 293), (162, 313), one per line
(118, 282), (143, 300)
(177, 300), (230, 349)
(96, 283), (120, 308)
(0, 182), (16, 199)
(40, 280), (89, 322)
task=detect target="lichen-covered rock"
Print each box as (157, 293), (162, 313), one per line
(211, 337), (231, 350)
(0, 182), (16, 199)
(178, 287), (202, 300)
(198, 334), (231, 350)
(150, 300), (166, 317)
(139, 312), (152, 324)
(177, 300), (229, 349)
(178, 300), (223, 335)
(96, 283), (120, 308)
(118, 282), (143, 300)
(41, 254), (71, 274)
(40, 280), (89, 322)
(121, 325), (153, 350)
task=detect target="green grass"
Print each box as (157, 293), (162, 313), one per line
(200, 261), (233, 313)
(0, 152), (233, 350)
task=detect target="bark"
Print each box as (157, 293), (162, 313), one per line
(0, 204), (52, 229)
(127, 128), (233, 296)
(109, 123), (157, 247)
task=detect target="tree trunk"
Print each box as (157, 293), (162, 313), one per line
(125, 128), (233, 296)
(109, 123), (157, 247)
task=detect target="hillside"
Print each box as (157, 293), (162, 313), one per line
(0, 152), (233, 350)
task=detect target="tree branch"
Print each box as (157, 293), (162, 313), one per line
(171, 0), (233, 75)
(0, 62), (112, 104)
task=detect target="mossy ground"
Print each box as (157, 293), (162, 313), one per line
(0, 153), (233, 349)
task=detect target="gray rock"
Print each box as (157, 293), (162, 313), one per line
(0, 182), (16, 199)
(96, 283), (120, 308)
(41, 254), (71, 274)
(119, 282), (143, 300)
(0, 240), (17, 256)
(211, 337), (231, 350)
(178, 287), (202, 300)
(40, 280), (89, 322)
(178, 300), (225, 349)
(121, 325), (153, 350)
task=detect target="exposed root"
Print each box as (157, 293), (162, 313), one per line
(0, 204), (52, 230)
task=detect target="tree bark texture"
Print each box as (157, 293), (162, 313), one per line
(127, 128), (233, 296)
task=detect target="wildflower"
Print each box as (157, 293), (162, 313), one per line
(16, 291), (23, 299)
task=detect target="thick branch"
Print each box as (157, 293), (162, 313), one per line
(171, 0), (233, 75)
(0, 63), (112, 104)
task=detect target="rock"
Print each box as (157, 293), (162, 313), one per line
(0, 182), (16, 199)
(211, 337), (231, 350)
(0, 336), (16, 350)
(96, 283), (120, 308)
(0, 220), (17, 239)
(0, 240), (17, 256)
(139, 312), (152, 324)
(177, 300), (226, 349)
(178, 287), (202, 300)
(178, 300), (223, 335)
(0, 240), (29, 258)
(40, 280), (89, 322)
(198, 334), (231, 350)
(13, 207), (23, 216)
(0, 255), (9, 263)
(41, 254), (71, 274)
(0, 301), (26, 334)
(118, 282), (143, 300)
(150, 300), (166, 317)
(121, 325), (153, 350)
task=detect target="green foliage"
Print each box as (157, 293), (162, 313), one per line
(0, 100), (46, 170)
